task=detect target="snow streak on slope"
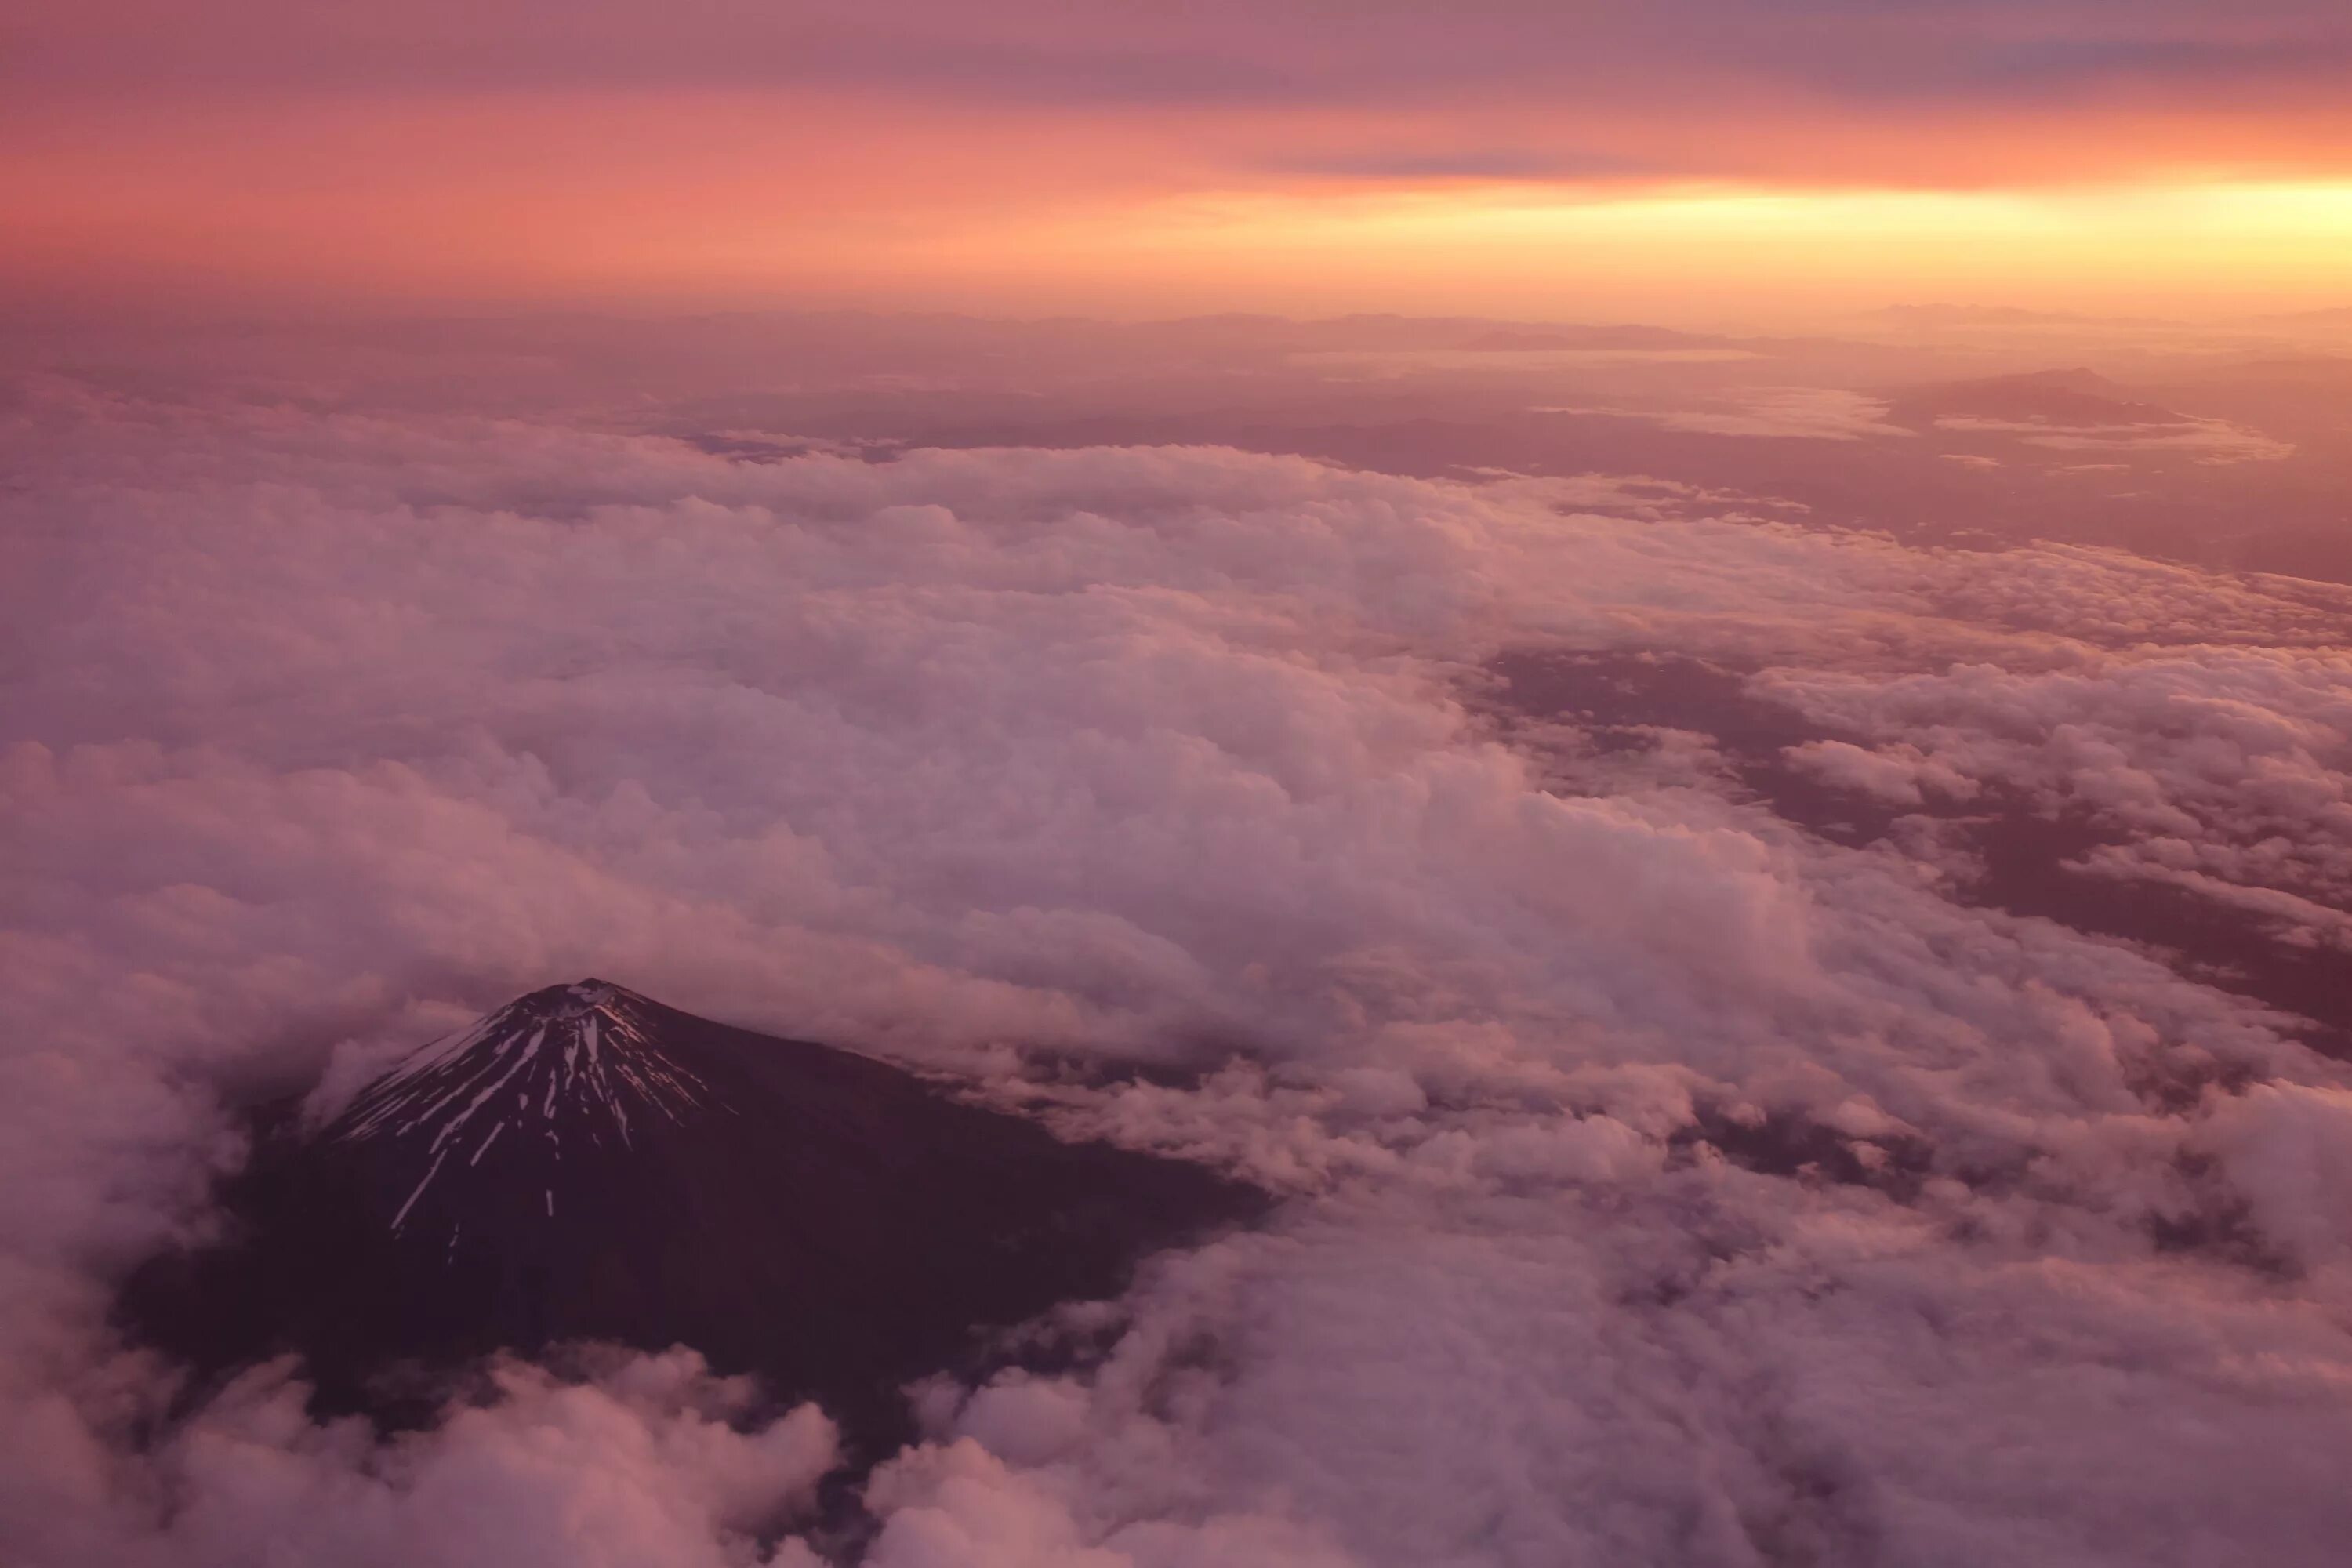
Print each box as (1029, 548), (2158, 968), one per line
(332, 981), (719, 1232)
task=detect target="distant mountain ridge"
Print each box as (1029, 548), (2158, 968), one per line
(1885, 367), (2188, 429)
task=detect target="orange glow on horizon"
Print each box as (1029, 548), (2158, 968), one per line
(5, 85), (2352, 321)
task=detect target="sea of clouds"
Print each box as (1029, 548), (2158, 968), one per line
(5, 373), (2352, 1566)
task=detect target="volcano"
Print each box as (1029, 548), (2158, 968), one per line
(122, 981), (1264, 1455)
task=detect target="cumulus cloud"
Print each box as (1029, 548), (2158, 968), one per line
(9, 1348), (836, 1568)
(1759, 652), (2352, 924)
(5, 374), (2352, 1566)
(1781, 739), (1981, 807)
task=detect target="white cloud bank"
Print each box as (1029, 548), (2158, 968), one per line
(5, 378), (2352, 1566)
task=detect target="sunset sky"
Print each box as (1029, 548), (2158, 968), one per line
(16, 5), (2352, 1566)
(11, 0), (2352, 319)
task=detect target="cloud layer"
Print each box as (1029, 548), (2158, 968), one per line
(5, 378), (2352, 1565)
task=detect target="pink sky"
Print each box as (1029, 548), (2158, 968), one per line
(9, 1), (2352, 316)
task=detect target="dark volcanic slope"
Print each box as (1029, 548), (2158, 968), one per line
(124, 982), (1264, 1454)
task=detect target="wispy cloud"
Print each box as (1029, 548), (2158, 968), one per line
(1538, 387), (1915, 440)
(1936, 413), (2296, 463)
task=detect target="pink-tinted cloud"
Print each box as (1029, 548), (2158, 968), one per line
(7, 366), (2352, 1565)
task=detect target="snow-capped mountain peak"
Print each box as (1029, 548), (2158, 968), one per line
(122, 981), (1265, 1460)
(330, 979), (720, 1233)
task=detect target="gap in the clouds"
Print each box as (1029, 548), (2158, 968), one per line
(2143, 1178), (2300, 1281)
(1668, 1105), (1936, 1207)
(1476, 648), (2352, 1065)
